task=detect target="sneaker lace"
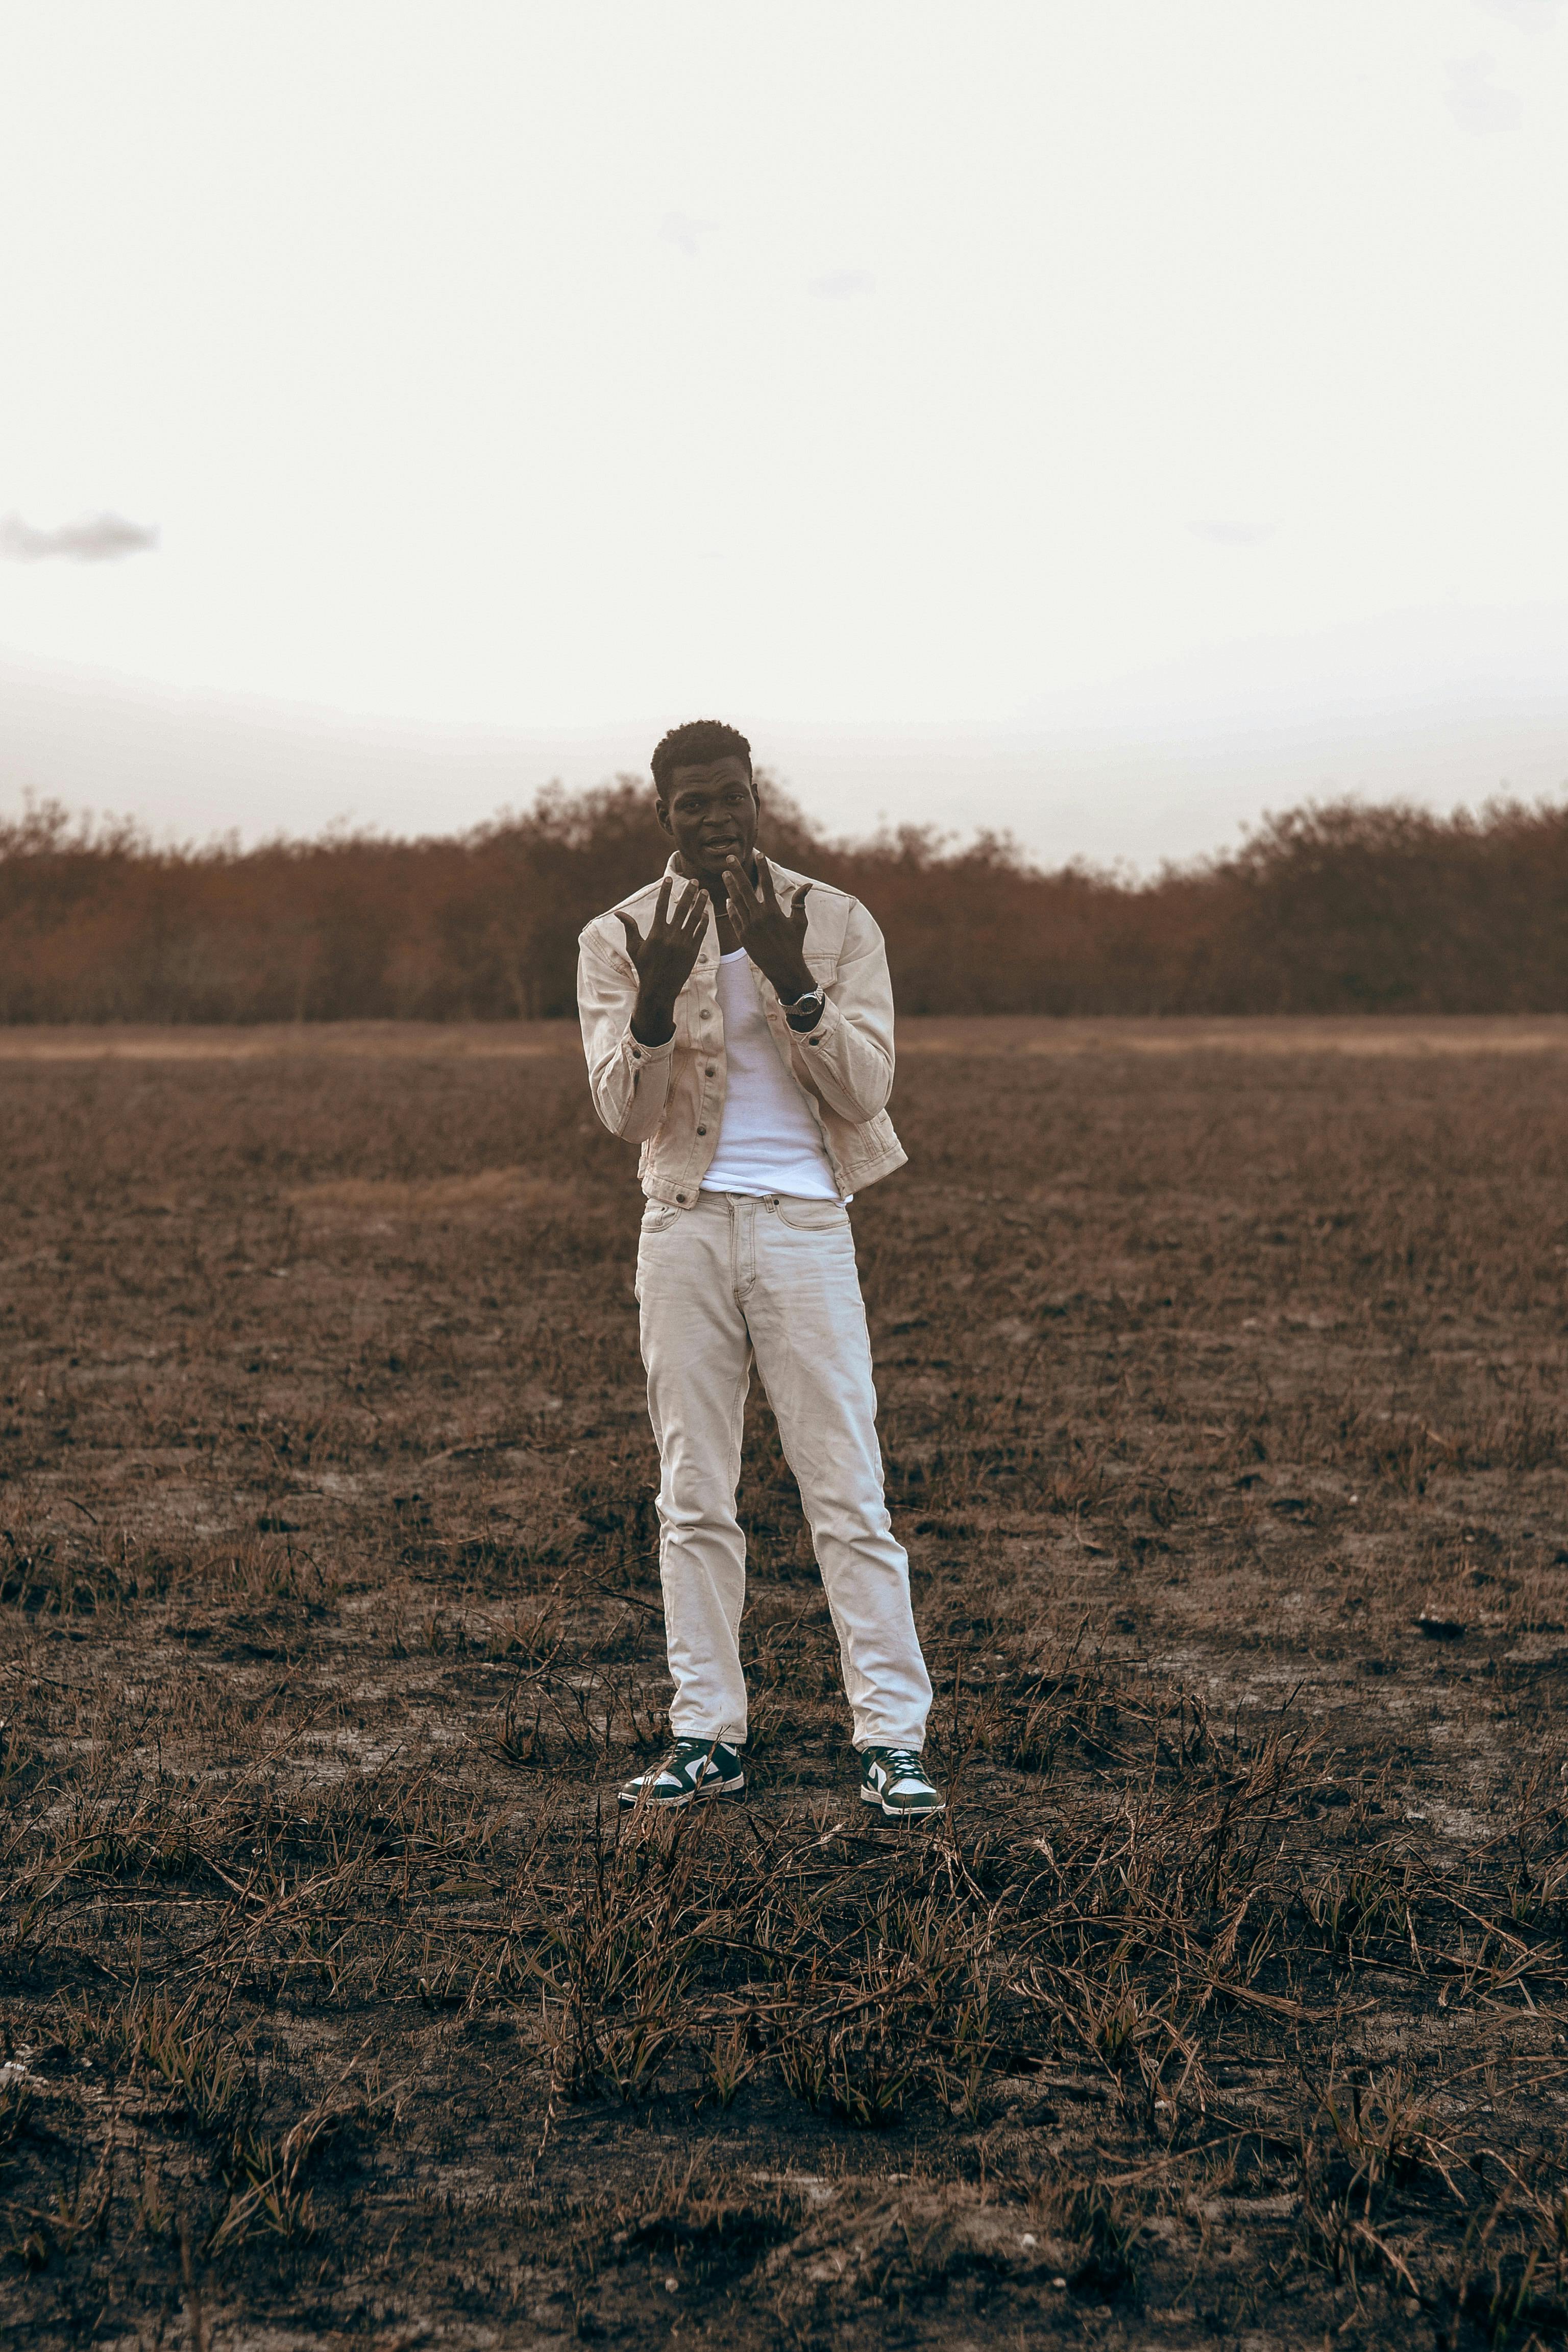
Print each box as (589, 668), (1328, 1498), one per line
(876, 1748), (925, 1778)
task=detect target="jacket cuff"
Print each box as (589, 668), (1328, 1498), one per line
(787, 993), (837, 1048)
(625, 1028), (675, 1067)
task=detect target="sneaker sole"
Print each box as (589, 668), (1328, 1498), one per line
(620, 1774), (746, 1809)
(860, 1786), (946, 1820)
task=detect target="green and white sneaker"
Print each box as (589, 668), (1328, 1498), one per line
(619, 1737), (745, 1810)
(860, 1746), (946, 1821)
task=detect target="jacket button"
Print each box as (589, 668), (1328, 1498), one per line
(676, 1193), (687, 1203)
(697, 1125), (707, 1136)
(705, 1066), (715, 1076)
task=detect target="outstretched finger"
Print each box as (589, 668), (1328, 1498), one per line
(756, 858), (778, 910)
(615, 910), (644, 962)
(680, 881), (708, 932)
(651, 875), (674, 932)
(789, 881), (813, 928)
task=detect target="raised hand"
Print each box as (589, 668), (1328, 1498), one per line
(721, 857), (815, 1002)
(618, 877), (709, 1046)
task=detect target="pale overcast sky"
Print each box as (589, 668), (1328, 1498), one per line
(1, 0), (1564, 861)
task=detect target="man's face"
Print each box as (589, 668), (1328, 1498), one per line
(656, 754), (759, 884)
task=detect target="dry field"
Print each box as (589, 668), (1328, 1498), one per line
(3, 1018), (1568, 2351)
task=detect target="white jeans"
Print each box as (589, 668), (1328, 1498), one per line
(634, 1190), (933, 1752)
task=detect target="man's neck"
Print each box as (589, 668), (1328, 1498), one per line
(673, 852), (757, 953)
(665, 855), (734, 952)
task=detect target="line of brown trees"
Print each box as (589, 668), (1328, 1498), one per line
(2, 778), (1566, 1021)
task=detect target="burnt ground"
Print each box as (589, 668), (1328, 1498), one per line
(3, 1017), (1568, 2350)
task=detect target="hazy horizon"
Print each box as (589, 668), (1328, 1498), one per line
(4, 594), (1565, 873)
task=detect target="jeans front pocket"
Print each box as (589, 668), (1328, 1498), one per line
(774, 1196), (850, 1232)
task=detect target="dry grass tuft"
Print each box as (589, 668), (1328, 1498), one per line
(289, 1166), (582, 1220)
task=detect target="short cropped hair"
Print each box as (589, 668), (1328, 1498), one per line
(651, 719), (753, 799)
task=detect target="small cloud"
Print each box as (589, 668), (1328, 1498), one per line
(809, 270), (875, 300)
(1445, 53), (1522, 133)
(1473, 0), (1561, 31)
(0, 510), (160, 562)
(1187, 519), (1278, 548)
(660, 211), (719, 258)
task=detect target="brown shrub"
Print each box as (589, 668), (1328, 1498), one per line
(3, 780), (1568, 1020)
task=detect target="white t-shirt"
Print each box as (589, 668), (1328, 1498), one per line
(700, 951), (841, 1200)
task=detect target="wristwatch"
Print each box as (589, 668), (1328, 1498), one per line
(782, 981), (825, 1024)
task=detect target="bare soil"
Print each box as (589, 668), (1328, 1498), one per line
(4, 1017), (1568, 2350)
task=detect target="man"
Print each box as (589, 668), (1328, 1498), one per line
(576, 718), (943, 1821)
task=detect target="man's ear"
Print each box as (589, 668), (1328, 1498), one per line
(654, 798), (673, 839)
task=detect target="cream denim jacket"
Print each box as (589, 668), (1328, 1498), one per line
(576, 856), (908, 1205)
